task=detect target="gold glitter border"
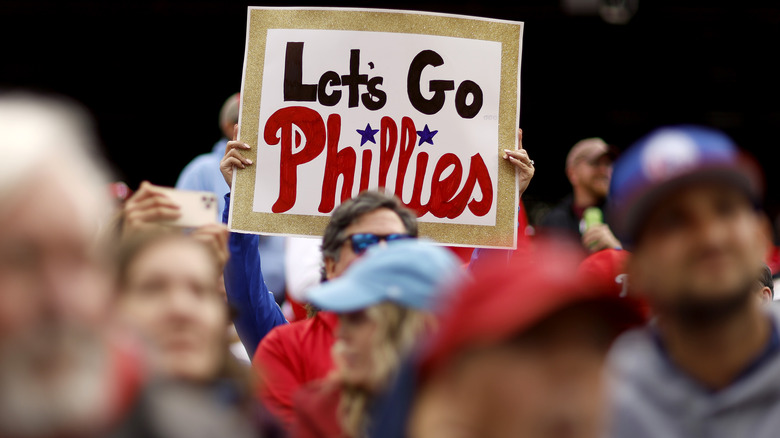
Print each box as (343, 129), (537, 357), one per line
(231, 7), (523, 249)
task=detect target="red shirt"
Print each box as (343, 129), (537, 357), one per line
(253, 311), (338, 429)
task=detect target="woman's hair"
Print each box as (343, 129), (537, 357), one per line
(333, 302), (433, 437)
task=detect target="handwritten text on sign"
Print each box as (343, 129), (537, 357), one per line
(253, 29), (501, 226)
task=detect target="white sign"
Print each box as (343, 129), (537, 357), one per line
(231, 8), (523, 248)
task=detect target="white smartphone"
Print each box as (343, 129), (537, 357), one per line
(156, 187), (219, 228)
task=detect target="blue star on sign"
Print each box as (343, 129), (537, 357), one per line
(356, 123), (379, 146)
(417, 124), (438, 146)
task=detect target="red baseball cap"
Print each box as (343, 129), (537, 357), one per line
(420, 241), (645, 378)
(576, 248), (630, 298)
(576, 248), (651, 319)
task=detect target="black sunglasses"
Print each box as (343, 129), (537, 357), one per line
(345, 233), (413, 255)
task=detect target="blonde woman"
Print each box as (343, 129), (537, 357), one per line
(290, 239), (464, 438)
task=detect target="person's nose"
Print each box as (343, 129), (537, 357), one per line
(164, 287), (201, 323)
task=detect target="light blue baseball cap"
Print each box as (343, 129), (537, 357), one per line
(307, 239), (465, 314)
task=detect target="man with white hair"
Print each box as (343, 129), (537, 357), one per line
(0, 92), (122, 437)
(0, 92), (260, 438)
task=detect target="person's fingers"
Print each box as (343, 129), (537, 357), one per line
(501, 129), (525, 160)
(137, 181), (174, 195)
(122, 211), (178, 239)
(504, 149), (533, 167)
(517, 128), (523, 150)
(125, 181), (158, 203)
(193, 226), (229, 251)
(125, 182), (182, 212)
(125, 205), (181, 223)
(222, 156), (248, 170)
(227, 147), (253, 164)
(126, 193), (180, 212)
(503, 148), (528, 158)
(582, 234), (601, 252)
(191, 227), (217, 246)
(213, 223), (229, 240)
(124, 192), (182, 229)
(588, 224), (621, 250)
(582, 226), (615, 252)
(507, 156), (533, 170)
(225, 140), (251, 154)
(192, 224), (230, 267)
(222, 143), (252, 172)
(582, 226), (599, 241)
(503, 148), (534, 195)
(506, 149), (530, 160)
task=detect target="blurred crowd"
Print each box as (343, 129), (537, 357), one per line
(2, 88), (779, 438)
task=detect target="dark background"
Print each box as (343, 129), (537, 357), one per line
(2, 0), (779, 225)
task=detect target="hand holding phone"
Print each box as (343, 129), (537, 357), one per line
(155, 187), (219, 228)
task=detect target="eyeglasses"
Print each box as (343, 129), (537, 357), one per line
(345, 233), (413, 255)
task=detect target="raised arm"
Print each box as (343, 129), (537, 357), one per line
(470, 129), (535, 271)
(220, 127), (287, 358)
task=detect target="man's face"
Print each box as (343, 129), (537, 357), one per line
(630, 183), (767, 312)
(324, 208), (408, 280)
(569, 155), (613, 200)
(0, 172), (109, 344)
(0, 170), (111, 434)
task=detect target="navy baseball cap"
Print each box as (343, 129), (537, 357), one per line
(608, 125), (763, 248)
(306, 239), (465, 314)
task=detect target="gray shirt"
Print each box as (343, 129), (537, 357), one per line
(607, 305), (780, 438)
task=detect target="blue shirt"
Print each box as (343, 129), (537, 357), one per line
(221, 193), (288, 358)
(176, 138), (230, 214)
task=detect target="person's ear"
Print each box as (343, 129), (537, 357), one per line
(324, 257), (337, 281)
(761, 286), (773, 303)
(221, 121), (235, 139)
(565, 166), (577, 185)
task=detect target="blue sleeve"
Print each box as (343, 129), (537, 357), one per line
(222, 193), (288, 358)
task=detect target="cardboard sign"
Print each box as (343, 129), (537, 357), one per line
(230, 7), (523, 248)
